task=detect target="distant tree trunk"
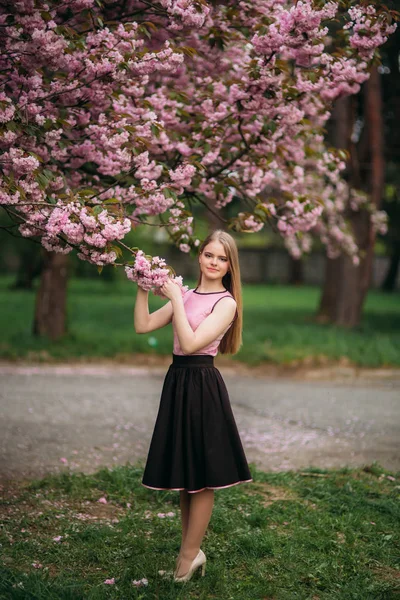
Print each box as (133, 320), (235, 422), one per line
(317, 67), (384, 327)
(10, 243), (42, 290)
(316, 256), (341, 322)
(382, 241), (400, 292)
(206, 205), (222, 233)
(317, 96), (352, 322)
(33, 250), (69, 340)
(289, 256), (304, 285)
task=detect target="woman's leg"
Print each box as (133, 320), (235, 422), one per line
(176, 490), (191, 566)
(175, 488), (214, 577)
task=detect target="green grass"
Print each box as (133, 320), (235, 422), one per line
(0, 276), (399, 367)
(1, 462), (399, 599)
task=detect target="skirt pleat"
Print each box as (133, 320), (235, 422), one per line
(141, 353), (253, 494)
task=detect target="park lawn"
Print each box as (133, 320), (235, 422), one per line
(0, 276), (399, 367)
(0, 462), (399, 599)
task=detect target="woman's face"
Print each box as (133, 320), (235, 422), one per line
(199, 240), (230, 281)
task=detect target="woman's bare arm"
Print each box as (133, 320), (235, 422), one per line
(171, 296), (236, 354)
(134, 287), (173, 334)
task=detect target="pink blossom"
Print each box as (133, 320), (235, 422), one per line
(0, 93), (15, 123)
(243, 215), (264, 232)
(132, 578), (148, 587)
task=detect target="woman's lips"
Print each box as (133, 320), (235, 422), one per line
(207, 267), (218, 271)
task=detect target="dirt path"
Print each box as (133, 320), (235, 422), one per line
(0, 361), (399, 484)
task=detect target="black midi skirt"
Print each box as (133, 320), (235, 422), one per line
(141, 353), (253, 494)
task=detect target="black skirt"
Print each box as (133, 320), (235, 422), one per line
(141, 353), (253, 494)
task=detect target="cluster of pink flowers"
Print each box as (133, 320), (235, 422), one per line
(160, 0), (211, 29)
(370, 211), (388, 236)
(252, 1), (338, 66)
(125, 250), (189, 295)
(240, 214), (265, 233)
(283, 232), (313, 260)
(346, 5), (397, 61)
(169, 164), (196, 194)
(17, 199), (131, 265)
(277, 201), (324, 236)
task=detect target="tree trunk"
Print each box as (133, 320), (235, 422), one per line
(382, 241), (400, 292)
(289, 256), (304, 285)
(317, 67), (384, 327)
(317, 96), (352, 322)
(33, 250), (69, 340)
(10, 243), (42, 290)
(206, 204), (223, 233)
(316, 256), (341, 322)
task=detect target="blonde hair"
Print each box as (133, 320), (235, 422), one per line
(196, 229), (243, 355)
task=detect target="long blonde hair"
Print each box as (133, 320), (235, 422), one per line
(196, 229), (243, 355)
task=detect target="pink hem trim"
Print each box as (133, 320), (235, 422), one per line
(141, 478), (253, 494)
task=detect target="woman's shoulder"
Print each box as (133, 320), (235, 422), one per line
(210, 294), (236, 312)
(218, 292), (236, 303)
(213, 294), (238, 321)
(219, 291), (236, 305)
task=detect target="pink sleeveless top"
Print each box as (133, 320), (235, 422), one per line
(172, 288), (238, 356)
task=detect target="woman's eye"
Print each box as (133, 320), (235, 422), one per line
(205, 254), (227, 262)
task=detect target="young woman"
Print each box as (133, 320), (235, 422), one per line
(134, 229), (253, 582)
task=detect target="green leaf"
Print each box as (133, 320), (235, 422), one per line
(262, 121), (277, 135)
(27, 151), (44, 162)
(141, 21), (159, 32)
(190, 160), (205, 172)
(79, 189), (97, 196)
(151, 124), (161, 138)
(110, 245), (123, 258)
(255, 203), (271, 216)
(179, 46), (198, 58)
(338, 149), (349, 161)
(6, 121), (18, 132)
(36, 173), (49, 188)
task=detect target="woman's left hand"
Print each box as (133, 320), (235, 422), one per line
(160, 278), (183, 302)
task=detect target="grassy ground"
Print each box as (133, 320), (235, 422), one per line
(0, 276), (399, 367)
(0, 462), (399, 599)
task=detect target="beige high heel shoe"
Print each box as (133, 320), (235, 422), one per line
(173, 549), (206, 582)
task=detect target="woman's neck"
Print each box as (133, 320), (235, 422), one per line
(195, 282), (227, 293)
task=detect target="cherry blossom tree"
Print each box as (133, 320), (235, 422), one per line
(0, 0), (397, 335)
